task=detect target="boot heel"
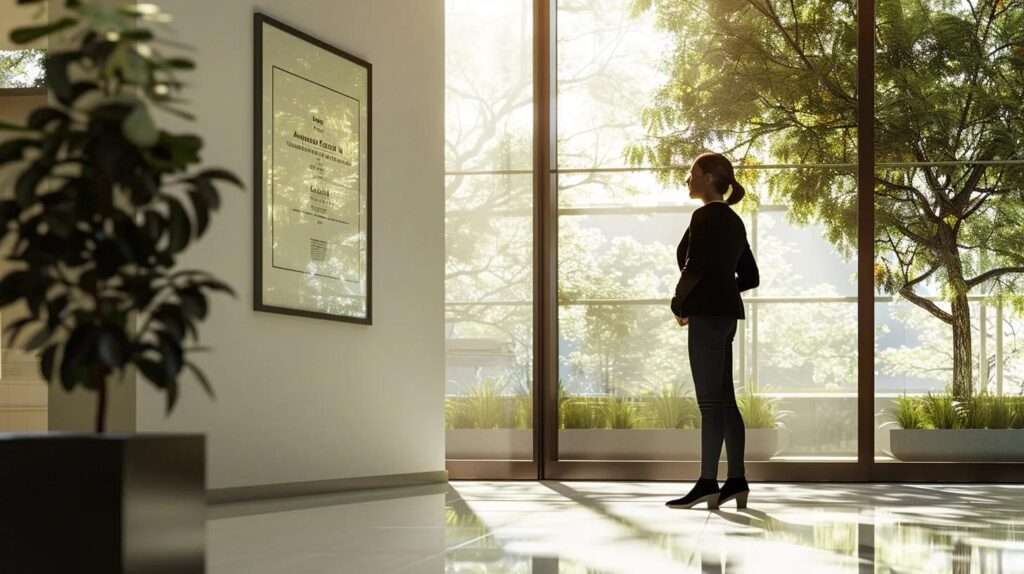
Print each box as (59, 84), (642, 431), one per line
(707, 494), (720, 510)
(735, 492), (748, 509)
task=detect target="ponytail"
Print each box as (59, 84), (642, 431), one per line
(726, 178), (745, 205)
(694, 152), (746, 206)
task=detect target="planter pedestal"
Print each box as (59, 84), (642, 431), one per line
(890, 429), (1024, 461)
(720, 428), (782, 461)
(0, 433), (205, 574)
(446, 429), (533, 459)
(559, 429), (701, 461)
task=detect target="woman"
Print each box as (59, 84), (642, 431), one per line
(665, 152), (760, 511)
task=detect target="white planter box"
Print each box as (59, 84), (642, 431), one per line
(890, 429), (1024, 461)
(719, 428), (781, 461)
(559, 429), (700, 461)
(446, 429), (533, 460)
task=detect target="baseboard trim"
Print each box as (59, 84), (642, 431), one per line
(208, 470), (449, 504)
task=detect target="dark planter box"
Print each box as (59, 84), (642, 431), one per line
(0, 433), (205, 574)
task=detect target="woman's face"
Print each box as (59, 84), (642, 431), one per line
(686, 163), (713, 200)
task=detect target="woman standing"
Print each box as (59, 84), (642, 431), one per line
(665, 152), (760, 511)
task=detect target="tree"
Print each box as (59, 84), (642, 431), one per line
(629, 0), (1024, 401)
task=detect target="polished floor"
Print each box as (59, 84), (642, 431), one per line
(208, 481), (1024, 573)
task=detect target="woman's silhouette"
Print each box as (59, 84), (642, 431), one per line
(664, 152), (759, 511)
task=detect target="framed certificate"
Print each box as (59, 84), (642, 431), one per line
(254, 13), (372, 324)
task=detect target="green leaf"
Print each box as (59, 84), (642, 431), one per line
(27, 108), (68, 130)
(0, 139), (35, 164)
(3, 316), (36, 347)
(187, 189), (210, 236)
(179, 288), (208, 320)
(9, 17), (77, 45)
(192, 176), (221, 211)
(15, 163), (47, 206)
(96, 330), (124, 369)
(24, 326), (52, 351)
(153, 304), (186, 340)
(163, 57), (195, 70)
(44, 52), (78, 104)
(123, 103), (159, 147)
(40, 344), (58, 382)
(119, 28), (154, 41)
(0, 271), (31, 307)
(136, 357), (170, 388)
(165, 195), (191, 252)
(59, 325), (95, 392)
(185, 362), (215, 399)
(0, 120), (32, 133)
(164, 133), (202, 167)
(197, 168), (244, 188)
(165, 380), (179, 414)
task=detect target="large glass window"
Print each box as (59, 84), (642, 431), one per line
(443, 0), (1024, 477)
(444, 0), (535, 460)
(873, 0), (1024, 462)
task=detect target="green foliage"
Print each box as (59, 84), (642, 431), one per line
(514, 393), (532, 429)
(641, 382), (699, 429)
(560, 396), (607, 430)
(602, 396), (639, 429)
(920, 393), (962, 429)
(887, 395), (925, 430)
(737, 391), (786, 429)
(1011, 397), (1024, 430)
(961, 394), (1014, 429)
(0, 2), (241, 431)
(886, 393), (1024, 430)
(445, 378), (529, 429)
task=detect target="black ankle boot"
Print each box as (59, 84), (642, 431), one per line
(718, 477), (749, 509)
(666, 478), (720, 510)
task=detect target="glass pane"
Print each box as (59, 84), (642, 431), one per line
(556, 0), (672, 170)
(0, 49), (45, 89)
(445, 174), (534, 460)
(873, 0), (1024, 462)
(445, 0), (533, 173)
(445, 0), (535, 461)
(556, 0), (858, 465)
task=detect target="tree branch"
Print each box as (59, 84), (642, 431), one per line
(899, 286), (954, 324)
(966, 266), (1024, 289)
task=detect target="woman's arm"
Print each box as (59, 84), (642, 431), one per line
(737, 240), (759, 292)
(670, 207), (710, 314)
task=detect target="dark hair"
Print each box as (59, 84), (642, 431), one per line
(694, 152), (746, 205)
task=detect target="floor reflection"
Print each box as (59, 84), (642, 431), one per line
(205, 481), (1024, 573)
(444, 482), (1024, 574)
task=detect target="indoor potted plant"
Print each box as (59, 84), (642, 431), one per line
(0, 2), (240, 572)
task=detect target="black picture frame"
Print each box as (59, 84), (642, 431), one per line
(253, 12), (372, 325)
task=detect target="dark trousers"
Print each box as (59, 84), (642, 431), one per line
(687, 315), (746, 479)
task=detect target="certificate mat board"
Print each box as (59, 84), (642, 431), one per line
(254, 13), (372, 323)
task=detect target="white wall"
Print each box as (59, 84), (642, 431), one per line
(136, 0), (445, 490)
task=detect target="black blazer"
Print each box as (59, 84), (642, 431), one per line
(671, 202), (759, 320)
